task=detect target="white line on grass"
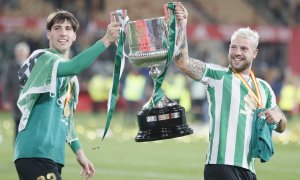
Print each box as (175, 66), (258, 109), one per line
(64, 167), (202, 179)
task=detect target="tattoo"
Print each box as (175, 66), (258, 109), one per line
(174, 50), (206, 81)
(177, 28), (186, 50)
(187, 58), (206, 80)
(174, 24), (206, 81)
(174, 50), (184, 60)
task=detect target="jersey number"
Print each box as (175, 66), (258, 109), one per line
(37, 173), (57, 180)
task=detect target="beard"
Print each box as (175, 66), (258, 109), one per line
(228, 55), (251, 73)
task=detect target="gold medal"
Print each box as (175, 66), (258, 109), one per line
(64, 105), (71, 118)
(63, 82), (72, 118)
(233, 69), (262, 108)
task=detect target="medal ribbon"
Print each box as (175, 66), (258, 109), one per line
(64, 82), (72, 116)
(233, 70), (262, 108)
(152, 2), (176, 107)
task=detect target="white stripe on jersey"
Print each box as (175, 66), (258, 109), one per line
(243, 110), (253, 169)
(206, 91), (213, 164)
(224, 76), (240, 165)
(208, 78), (224, 164)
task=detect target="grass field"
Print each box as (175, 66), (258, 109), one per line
(0, 111), (299, 180)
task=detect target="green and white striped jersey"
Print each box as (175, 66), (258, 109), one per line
(200, 63), (277, 173)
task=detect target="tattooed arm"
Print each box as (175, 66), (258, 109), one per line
(174, 53), (206, 81)
(174, 3), (206, 81)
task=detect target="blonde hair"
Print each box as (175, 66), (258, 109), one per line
(231, 27), (259, 48)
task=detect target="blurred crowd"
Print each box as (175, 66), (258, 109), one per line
(1, 0), (300, 123)
(250, 0), (300, 26)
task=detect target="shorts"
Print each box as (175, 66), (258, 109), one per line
(15, 158), (63, 180)
(204, 164), (257, 180)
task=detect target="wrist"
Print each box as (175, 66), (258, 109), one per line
(279, 111), (285, 122)
(101, 37), (111, 48)
(70, 140), (81, 153)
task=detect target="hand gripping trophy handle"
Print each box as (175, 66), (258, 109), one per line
(164, 2), (188, 57)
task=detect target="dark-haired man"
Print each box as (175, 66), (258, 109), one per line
(14, 10), (120, 180)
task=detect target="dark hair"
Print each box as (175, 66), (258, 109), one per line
(46, 10), (79, 32)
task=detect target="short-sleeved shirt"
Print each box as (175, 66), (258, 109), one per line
(200, 63), (277, 173)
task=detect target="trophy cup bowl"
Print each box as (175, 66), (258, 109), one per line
(126, 16), (193, 142)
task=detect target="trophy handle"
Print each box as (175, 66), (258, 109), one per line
(123, 48), (129, 60)
(163, 2), (187, 56)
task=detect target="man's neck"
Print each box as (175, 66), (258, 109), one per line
(49, 48), (69, 60)
(230, 66), (251, 75)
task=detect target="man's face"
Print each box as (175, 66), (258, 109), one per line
(46, 20), (76, 54)
(228, 37), (258, 74)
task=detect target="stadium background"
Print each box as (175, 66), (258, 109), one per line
(0, 0), (300, 179)
(1, 0), (300, 112)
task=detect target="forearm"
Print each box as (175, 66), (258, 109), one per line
(174, 15), (206, 81)
(270, 106), (287, 133)
(275, 111), (287, 133)
(174, 40), (206, 81)
(57, 40), (107, 77)
(174, 3), (206, 81)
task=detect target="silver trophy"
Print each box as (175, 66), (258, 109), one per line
(111, 3), (193, 142)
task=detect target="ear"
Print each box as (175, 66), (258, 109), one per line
(73, 33), (77, 42)
(46, 30), (51, 40)
(253, 48), (258, 59)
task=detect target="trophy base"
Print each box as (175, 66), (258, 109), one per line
(135, 104), (193, 142)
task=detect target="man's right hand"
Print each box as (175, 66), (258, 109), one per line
(101, 21), (121, 47)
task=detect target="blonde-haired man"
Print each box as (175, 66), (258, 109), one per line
(174, 3), (287, 180)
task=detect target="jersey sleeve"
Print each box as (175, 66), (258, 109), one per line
(200, 63), (229, 84)
(68, 118), (82, 153)
(259, 79), (277, 109)
(57, 40), (107, 77)
(70, 139), (81, 153)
